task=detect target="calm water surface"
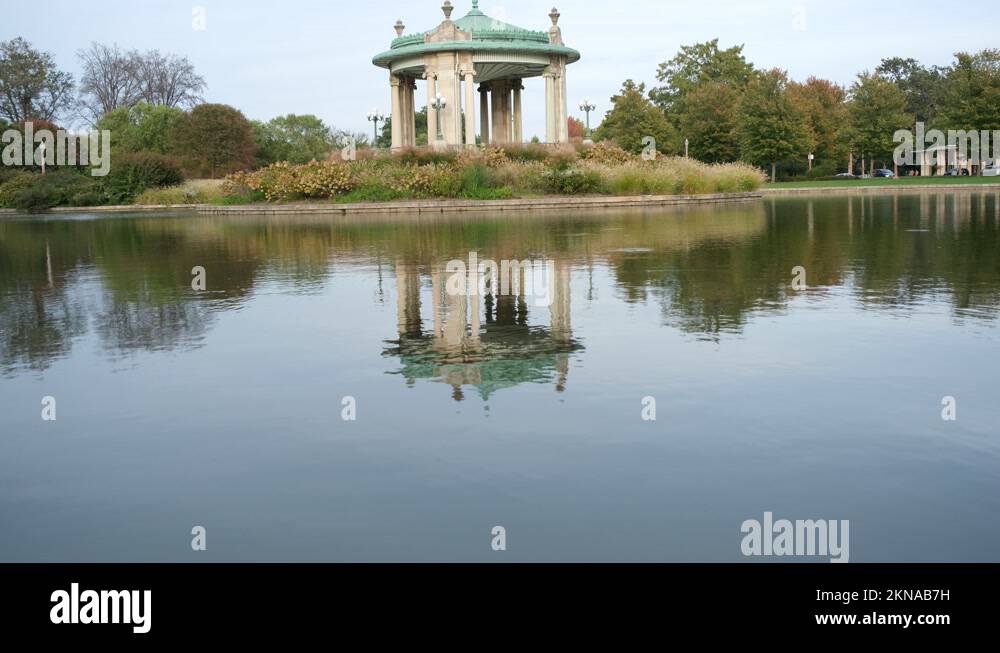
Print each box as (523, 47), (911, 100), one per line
(1, 192), (999, 561)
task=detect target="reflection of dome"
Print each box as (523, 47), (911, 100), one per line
(385, 324), (581, 400)
(384, 260), (578, 400)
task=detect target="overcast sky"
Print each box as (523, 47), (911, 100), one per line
(7, 0), (996, 138)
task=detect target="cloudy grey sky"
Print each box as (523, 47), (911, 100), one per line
(7, 0), (996, 138)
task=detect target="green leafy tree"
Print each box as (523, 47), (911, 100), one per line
(787, 77), (849, 172)
(172, 103), (256, 178)
(677, 82), (740, 163)
(0, 38), (75, 123)
(847, 72), (913, 170)
(377, 107), (429, 148)
(937, 49), (1000, 131)
(593, 80), (679, 155)
(650, 39), (755, 120)
(254, 114), (335, 166)
(875, 57), (946, 126)
(97, 103), (185, 155)
(737, 69), (811, 182)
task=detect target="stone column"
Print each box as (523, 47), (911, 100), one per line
(479, 85), (490, 145)
(407, 80), (417, 146)
(427, 73), (439, 146)
(559, 59), (569, 142)
(513, 81), (523, 144)
(390, 74), (403, 150)
(399, 78), (410, 148)
(491, 80), (507, 144)
(464, 71), (477, 147)
(544, 72), (556, 144)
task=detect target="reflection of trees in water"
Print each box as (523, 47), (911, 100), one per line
(1, 193), (998, 374)
(0, 274), (90, 375)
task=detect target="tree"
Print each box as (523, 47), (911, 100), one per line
(787, 77), (849, 172)
(737, 69), (811, 182)
(96, 102), (185, 155)
(593, 80), (679, 155)
(0, 38), (75, 123)
(254, 114), (335, 166)
(172, 104), (256, 177)
(568, 116), (585, 139)
(135, 50), (206, 108)
(377, 107), (428, 148)
(847, 72), (913, 170)
(875, 57), (946, 126)
(937, 49), (1000, 131)
(677, 82), (740, 163)
(650, 39), (755, 120)
(77, 43), (143, 124)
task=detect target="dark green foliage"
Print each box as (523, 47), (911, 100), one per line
(104, 152), (184, 204)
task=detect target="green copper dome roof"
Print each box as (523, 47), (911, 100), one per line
(372, 1), (580, 71)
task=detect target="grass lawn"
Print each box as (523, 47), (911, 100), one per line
(768, 176), (1000, 189)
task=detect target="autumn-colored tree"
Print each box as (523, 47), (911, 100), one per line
(568, 116), (585, 139)
(787, 77), (849, 172)
(593, 80), (679, 155)
(737, 69), (810, 182)
(171, 103), (256, 177)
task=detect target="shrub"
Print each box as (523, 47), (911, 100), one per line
(8, 170), (104, 211)
(543, 167), (606, 195)
(104, 152), (184, 203)
(0, 171), (35, 207)
(394, 147), (459, 166)
(134, 180), (229, 205)
(492, 161), (549, 194)
(503, 144), (551, 163)
(336, 185), (408, 203)
(296, 160), (355, 198)
(581, 141), (634, 165)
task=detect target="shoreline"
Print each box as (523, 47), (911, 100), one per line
(764, 181), (1000, 196)
(4, 182), (1000, 216)
(0, 192), (762, 217)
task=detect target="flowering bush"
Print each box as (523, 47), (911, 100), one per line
(580, 141), (634, 165)
(220, 147), (766, 204)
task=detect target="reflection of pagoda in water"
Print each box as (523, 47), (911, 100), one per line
(383, 259), (581, 401)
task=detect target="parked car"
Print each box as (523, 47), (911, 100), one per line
(944, 168), (971, 176)
(835, 172), (856, 178)
(873, 169), (895, 178)
(983, 161), (1000, 177)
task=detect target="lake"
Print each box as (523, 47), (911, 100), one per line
(1, 191), (998, 561)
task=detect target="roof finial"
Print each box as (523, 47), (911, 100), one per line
(394, 19), (405, 37)
(549, 7), (561, 26)
(442, 1), (454, 20)
(472, 0), (479, 8)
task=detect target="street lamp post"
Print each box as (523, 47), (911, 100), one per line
(367, 109), (386, 148)
(579, 98), (596, 144)
(430, 93), (447, 143)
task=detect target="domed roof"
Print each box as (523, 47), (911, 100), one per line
(372, 1), (580, 73)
